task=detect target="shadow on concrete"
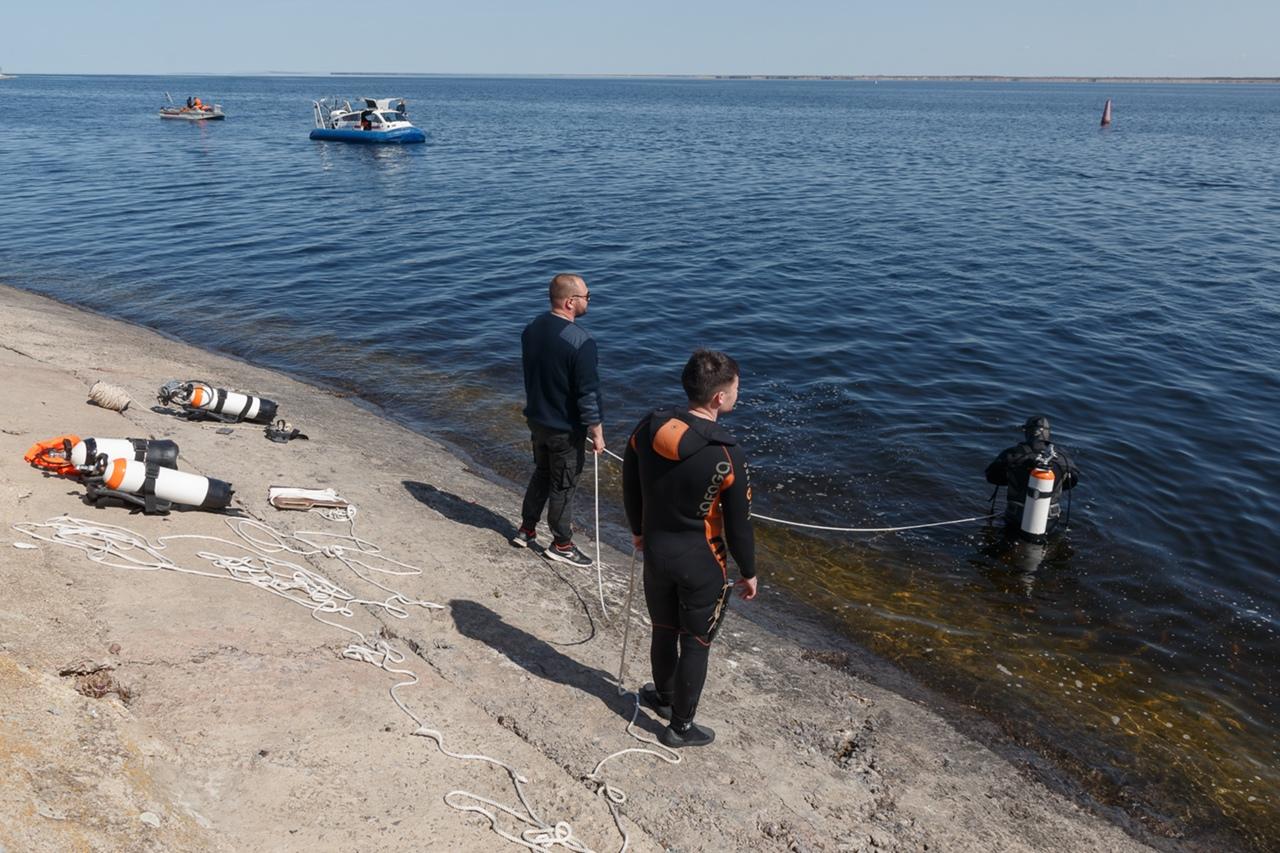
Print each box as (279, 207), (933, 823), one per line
(403, 480), (516, 539)
(450, 598), (662, 733)
(403, 479), (601, 646)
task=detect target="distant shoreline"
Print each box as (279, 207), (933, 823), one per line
(329, 72), (1280, 84)
(6, 71), (1279, 84)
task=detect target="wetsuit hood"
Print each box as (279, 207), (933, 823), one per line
(646, 408), (736, 462)
(1023, 415), (1052, 444)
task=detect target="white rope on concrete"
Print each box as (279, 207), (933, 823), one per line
(573, 549), (682, 850)
(585, 690), (682, 852)
(11, 513), (613, 852)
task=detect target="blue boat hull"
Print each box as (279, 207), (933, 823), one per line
(309, 127), (426, 144)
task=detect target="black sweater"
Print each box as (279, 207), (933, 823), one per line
(521, 312), (603, 432)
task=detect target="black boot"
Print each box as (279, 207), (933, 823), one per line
(639, 683), (672, 720)
(660, 720), (715, 748)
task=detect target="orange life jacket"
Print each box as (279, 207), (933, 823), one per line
(23, 434), (82, 476)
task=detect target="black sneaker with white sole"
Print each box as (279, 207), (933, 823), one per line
(510, 527), (536, 548)
(544, 542), (593, 567)
(660, 721), (716, 748)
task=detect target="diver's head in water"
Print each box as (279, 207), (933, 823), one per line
(1023, 415), (1052, 445)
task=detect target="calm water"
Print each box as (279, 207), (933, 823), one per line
(2, 75), (1277, 848)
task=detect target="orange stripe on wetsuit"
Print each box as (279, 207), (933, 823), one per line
(702, 446), (735, 581)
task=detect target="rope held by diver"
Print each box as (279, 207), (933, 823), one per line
(599, 447), (996, 533)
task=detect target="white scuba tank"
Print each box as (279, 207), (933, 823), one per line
(185, 382), (278, 424)
(100, 457), (233, 509)
(69, 437), (179, 469)
(1019, 466), (1056, 538)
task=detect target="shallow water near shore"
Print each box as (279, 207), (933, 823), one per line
(2, 74), (1277, 848)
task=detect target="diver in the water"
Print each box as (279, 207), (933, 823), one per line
(985, 415), (1080, 540)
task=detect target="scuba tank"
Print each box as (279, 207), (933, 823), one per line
(25, 435), (178, 476)
(68, 437), (179, 469)
(78, 453), (233, 514)
(158, 380), (279, 424)
(1019, 444), (1058, 540)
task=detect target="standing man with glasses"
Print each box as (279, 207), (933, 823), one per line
(512, 273), (605, 567)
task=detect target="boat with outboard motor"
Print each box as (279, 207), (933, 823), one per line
(159, 93), (225, 120)
(310, 97), (425, 144)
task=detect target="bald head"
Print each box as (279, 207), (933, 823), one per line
(549, 274), (585, 303)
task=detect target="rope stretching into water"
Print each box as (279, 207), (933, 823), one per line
(599, 447), (994, 533)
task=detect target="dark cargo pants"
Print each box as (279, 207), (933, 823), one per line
(519, 422), (586, 546)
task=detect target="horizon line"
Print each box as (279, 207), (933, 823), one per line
(5, 71), (1279, 83)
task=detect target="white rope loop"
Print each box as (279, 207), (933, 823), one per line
(13, 512), (608, 852)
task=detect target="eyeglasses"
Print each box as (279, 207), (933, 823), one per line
(572, 292), (591, 302)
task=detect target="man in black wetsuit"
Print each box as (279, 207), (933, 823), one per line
(512, 273), (604, 567)
(623, 349), (757, 748)
(985, 415), (1080, 537)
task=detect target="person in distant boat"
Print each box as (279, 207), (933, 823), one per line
(396, 100), (407, 118)
(622, 349), (757, 748)
(360, 111), (372, 131)
(985, 415), (1080, 535)
(192, 97), (204, 111)
(185, 96), (193, 109)
(511, 273), (604, 568)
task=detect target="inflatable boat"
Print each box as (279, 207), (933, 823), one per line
(159, 104), (226, 120)
(159, 94), (225, 120)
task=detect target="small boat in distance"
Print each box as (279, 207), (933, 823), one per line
(0, 68), (15, 80)
(310, 97), (426, 144)
(160, 93), (226, 121)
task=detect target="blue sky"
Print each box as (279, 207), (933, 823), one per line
(3, 1), (1276, 77)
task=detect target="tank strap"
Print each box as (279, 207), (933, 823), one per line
(214, 387), (227, 413)
(235, 395), (253, 420)
(83, 437), (97, 462)
(130, 437), (148, 461)
(141, 459), (161, 514)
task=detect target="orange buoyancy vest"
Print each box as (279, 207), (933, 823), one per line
(23, 434), (82, 476)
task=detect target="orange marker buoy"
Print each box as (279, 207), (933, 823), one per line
(1101, 98), (1113, 127)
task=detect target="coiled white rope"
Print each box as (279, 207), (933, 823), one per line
(600, 447), (994, 533)
(11, 513), (621, 852)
